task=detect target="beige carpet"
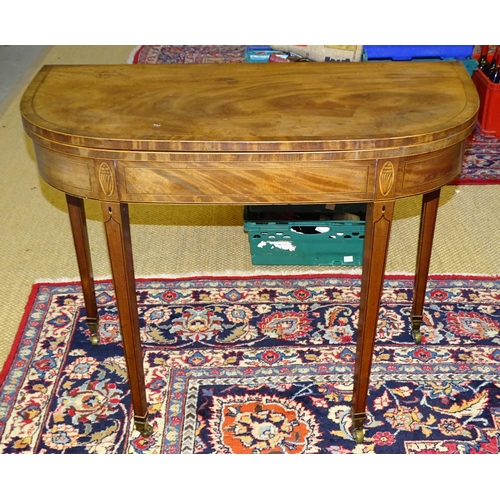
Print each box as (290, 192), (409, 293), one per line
(1, 45), (500, 372)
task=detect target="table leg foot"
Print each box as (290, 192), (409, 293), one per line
(352, 201), (394, 448)
(353, 427), (365, 444)
(66, 194), (99, 342)
(87, 320), (100, 345)
(101, 202), (150, 436)
(411, 189), (440, 344)
(351, 410), (366, 444)
(134, 413), (153, 437)
(411, 315), (423, 344)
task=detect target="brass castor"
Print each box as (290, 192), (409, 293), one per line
(88, 322), (99, 346)
(411, 317), (422, 344)
(136, 421), (153, 438)
(353, 427), (365, 444)
(411, 329), (422, 344)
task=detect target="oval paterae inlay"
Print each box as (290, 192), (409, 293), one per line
(379, 161), (395, 197)
(99, 162), (114, 197)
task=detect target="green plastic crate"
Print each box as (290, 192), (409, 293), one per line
(243, 206), (365, 266)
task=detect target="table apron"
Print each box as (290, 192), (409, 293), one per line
(116, 159), (377, 204)
(33, 142), (465, 204)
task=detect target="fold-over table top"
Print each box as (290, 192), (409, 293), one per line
(20, 62), (478, 154)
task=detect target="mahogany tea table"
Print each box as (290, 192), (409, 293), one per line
(20, 62), (479, 443)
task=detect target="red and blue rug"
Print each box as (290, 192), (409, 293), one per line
(129, 45), (246, 65)
(1, 274), (500, 454)
(459, 131), (500, 185)
(128, 45), (500, 186)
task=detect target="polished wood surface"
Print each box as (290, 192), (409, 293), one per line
(411, 190), (442, 343)
(21, 63), (476, 151)
(21, 62), (479, 442)
(66, 194), (98, 339)
(100, 202), (149, 428)
(22, 64), (476, 206)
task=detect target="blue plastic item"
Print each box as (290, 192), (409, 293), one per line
(363, 45), (474, 61)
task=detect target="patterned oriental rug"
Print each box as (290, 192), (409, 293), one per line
(1, 275), (500, 454)
(128, 45), (500, 186)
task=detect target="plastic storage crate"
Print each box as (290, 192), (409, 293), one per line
(243, 205), (366, 266)
(363, 45), (474, 60)
(244, 46), (277, 63)
(472, 68), (500, 137)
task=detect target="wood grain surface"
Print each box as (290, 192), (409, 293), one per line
(21, 62), (479, 205)
(21, 62), (478, 153)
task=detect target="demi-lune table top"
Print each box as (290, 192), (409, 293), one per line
(21, 62), (478, 154)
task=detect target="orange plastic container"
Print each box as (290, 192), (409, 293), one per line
(472, 68), (500, 137)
